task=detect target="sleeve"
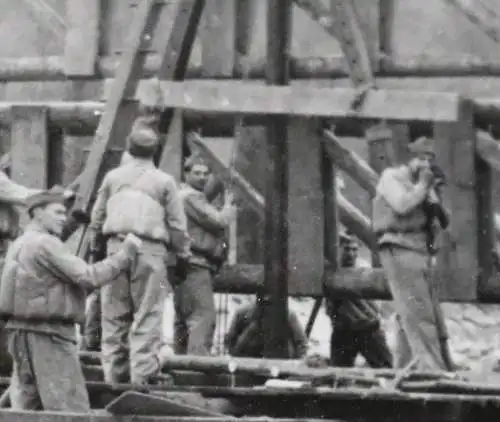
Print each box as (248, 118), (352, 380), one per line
(183, 193), (230, 232)
(163, 178), (191, 256)
(376, 169), (428, 215)
(88, 176), (111, 233)
(35, 236), (131, 291)
(288, 312), (308, 358)
(0, 172), (42, 205)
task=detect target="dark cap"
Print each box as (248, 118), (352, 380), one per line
(26, 185), (66, 214)
(126, 127), (159, 157)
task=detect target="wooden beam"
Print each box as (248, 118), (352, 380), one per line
(322, 143), (338, 274)
(433, 99), (486, 302)
(378, 0), (396, 58)
(19, 0), (66, 40)
(64, 0), (101, 76)
(262, 0), (292, 359)
(10, 54), (500, 81)
(322, 128), (378, 196)
(141, 80), (462, 122)
(287, 118), (324, 296)
(10, 106), (49, 190)
(201, 0), (235, 77)
(158, 111), (184, 182)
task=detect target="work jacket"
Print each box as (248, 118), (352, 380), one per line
(372, 165), (429, 252)
(179, 183), (230, 270)
(90, 158), (190, 256)
(0, 225), (130, 325)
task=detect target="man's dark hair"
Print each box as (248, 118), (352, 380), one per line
(184, 156), (210, 173)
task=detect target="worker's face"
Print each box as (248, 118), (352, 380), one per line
(186, 164), (210, 191)
(36, 202), (67, 237)
(341, 241), (358, 267)
(408, 152), (435, 175)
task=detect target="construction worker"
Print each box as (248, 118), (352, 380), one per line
(374, 136), (450, 371)
(81, 151), (133, 352)
(327, 233), (392, 368)
(89, 127), (191, 385)
(173, 156), (236, 356)
(0, 186), (141, 412)
(225, 298), (308, 359)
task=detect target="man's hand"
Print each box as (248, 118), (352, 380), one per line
(123, 233), (142, 257)
(419, 165), (435, 187)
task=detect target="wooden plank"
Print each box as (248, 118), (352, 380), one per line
(64, 0), (101, 76)
(389, 121), (411, 164)
(201, 0), (235, 77)
(159, 110), (184, 182)
(287, 118), (324, 295)
(142, 81), (462, 122)
(433, 99), (480, 301)
(379, 0), (396, 58)
(234, 125), (266, 264)
(322, 142), (338, 272)
(10, 106), (49, 189)
(262, 0), (292, 359)
(366, 123), (396, 174)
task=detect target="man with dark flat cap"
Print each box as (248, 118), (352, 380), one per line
(373, 136), (450, 371)
(89, 126), (191, 385)
(0, 186), (141, 412)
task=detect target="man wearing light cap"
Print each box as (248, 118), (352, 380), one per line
(0, 186), (141, 411)
(373, 136), (451, 371)
(89, 126), (191, 385)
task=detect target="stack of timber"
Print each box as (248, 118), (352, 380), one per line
(19, 351), (490, 421)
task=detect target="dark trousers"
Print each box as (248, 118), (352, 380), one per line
(330, 326), (393, 368)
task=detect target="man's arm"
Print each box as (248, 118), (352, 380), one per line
(376, 169), (429, 215)
(35, 236), (131, 291)
(0, 172), (42, 205)
(288, 312), (308, 358)
(184, 193), (233, 233)
(164, 178), (191, 257)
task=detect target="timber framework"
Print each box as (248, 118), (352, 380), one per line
(2, 0), (500, 421)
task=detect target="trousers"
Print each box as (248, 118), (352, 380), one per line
(330, 325), (393, 368)
(173, 266), (216, 356)
(101, 239), (169, 384)
(7, 329), (89, 412)
(379, 246), (447, 371)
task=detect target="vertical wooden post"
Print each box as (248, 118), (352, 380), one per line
(10, 106), (49, 229)
(201, 0), (235, 77)
(323, 144), (338, 272)
(262, 0), (292, 359)
(287, 118), (325, 295)
(64, 0), (101, 76)
(433, 99), (489, 301)
(10, 106), (49, 189)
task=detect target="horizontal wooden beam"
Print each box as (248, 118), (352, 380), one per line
(140, 80), (461, 122)
(7, 54), (500, 80)
(213, 264), (390, 299)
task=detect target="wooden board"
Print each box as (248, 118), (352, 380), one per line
(64, 0), (100, 76)
(201, 0), (235, 77)
(10, 106), (49, 189)
(287, 117), (325, 296)
(141, 81), (461, 122)
(105, 391), (225, 416)
(433, 99), (480, 301)
(159, 110), (184, 182)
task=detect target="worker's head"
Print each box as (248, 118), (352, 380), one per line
(340, 232), (358, 268)
(126, 127), (159, 159)
(27, 186), (67, 237)
(407, 136), (436, 175)
(184, 155), (210, 191)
